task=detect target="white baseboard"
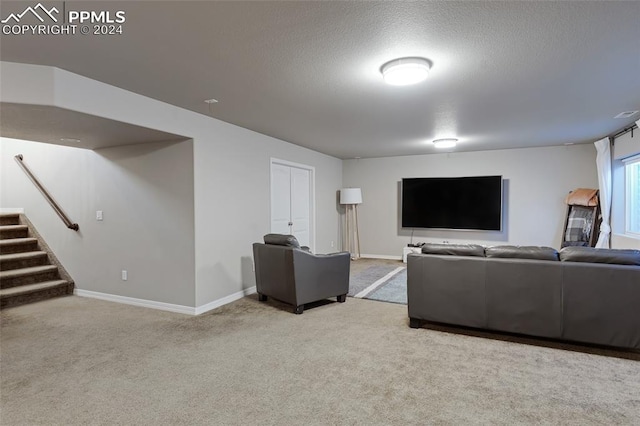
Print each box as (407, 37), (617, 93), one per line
(75, 286), (257, 316)
(195, 286), (256, 315)
(0, 208), (24, 214)
(360, 254), (402, 260)
(75, 289), (196, 314)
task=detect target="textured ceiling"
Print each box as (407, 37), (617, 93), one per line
(0, 103), (188, 149)
(0, 1), (639, 158)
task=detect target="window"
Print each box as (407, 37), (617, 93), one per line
(624, 155), (640, 237)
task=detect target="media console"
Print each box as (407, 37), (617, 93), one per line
(403, 246), (422, 263)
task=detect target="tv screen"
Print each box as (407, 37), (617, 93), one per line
(401, 176), (503, 231)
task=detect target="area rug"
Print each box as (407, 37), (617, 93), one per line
(348, 264), (407, 304)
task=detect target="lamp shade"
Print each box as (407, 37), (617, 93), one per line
(340, 188), (362, 205)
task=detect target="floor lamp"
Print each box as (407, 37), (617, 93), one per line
(340, 188), (362, 260)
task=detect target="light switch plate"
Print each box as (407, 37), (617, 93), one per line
(96, 210), (103, 221)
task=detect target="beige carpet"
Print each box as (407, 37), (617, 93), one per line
(1, 294), (639, 425)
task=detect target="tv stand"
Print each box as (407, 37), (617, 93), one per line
(403, 246), (422, 263)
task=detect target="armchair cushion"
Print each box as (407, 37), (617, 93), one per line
(263, 233), (301, 248)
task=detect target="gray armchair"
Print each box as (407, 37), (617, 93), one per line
(252, 234), (350, 314)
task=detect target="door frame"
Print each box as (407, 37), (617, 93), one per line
(270, 158), (316, 253)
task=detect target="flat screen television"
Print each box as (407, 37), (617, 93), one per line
(401, 176), (503, 231)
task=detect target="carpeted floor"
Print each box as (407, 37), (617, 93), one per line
(1, 294), (639, 425)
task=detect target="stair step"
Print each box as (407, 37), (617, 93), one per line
(0, 225), (29, 240)
(0, 279), (70, 296)
(0, 238), (38, 254)
(0, 214), (75, 309)
(0, 225), (28, 231)
(0, 280), (74, 309)
(0, 251), (48, 271)
(0, 265), (59, 289)
(0, 214), (20, 226)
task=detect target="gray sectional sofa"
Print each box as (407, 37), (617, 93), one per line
(407, 244), (640, 349)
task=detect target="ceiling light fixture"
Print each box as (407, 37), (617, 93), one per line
(381, 57), (431, 86)
(60, 138), (81, 144)
(433, 138), (458, 149)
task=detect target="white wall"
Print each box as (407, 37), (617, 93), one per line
(1, 62), (343, 310)
(1, 138), (197, 306)
(342, 144), (598, 257)
(611, 127), (640, 249)
(193, 127), (342, 306)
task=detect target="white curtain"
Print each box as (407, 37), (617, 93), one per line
(594, 137), (612, 248)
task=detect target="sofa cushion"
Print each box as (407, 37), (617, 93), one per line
(486, 245), (559, 261)
(559, 246), (640, 266)
(263, 234), (301, 248)
(421, 243), (485, 257)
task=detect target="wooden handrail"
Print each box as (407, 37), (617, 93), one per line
(14, 154), (79, 231)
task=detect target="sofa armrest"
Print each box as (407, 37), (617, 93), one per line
(562, 262), (640, 349)
(408, 254), (487, 328)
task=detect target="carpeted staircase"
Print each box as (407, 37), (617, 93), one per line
(0, 213), (74, 309)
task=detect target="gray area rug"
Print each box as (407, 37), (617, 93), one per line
(349, 264), (407, 304)
(367, 269), (408, 304)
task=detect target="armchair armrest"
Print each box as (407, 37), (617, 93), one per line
(292, 250), (351, 305)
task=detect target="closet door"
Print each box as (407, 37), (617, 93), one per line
(270, 161), (313, 248)
(270, 163), (292, 235)
(290, 167), (311, 247)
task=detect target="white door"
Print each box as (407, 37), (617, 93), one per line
(270, 161), (313, 249)
(290, 167), (311, 247)
(271, 163), (292, 235)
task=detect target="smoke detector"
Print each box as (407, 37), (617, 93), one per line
(614, 111), (638, 119)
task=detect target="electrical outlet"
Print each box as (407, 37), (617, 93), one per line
(96, 210), (103, 221)
(331, 241), (335, 248)
(121, 270), (128, 281)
